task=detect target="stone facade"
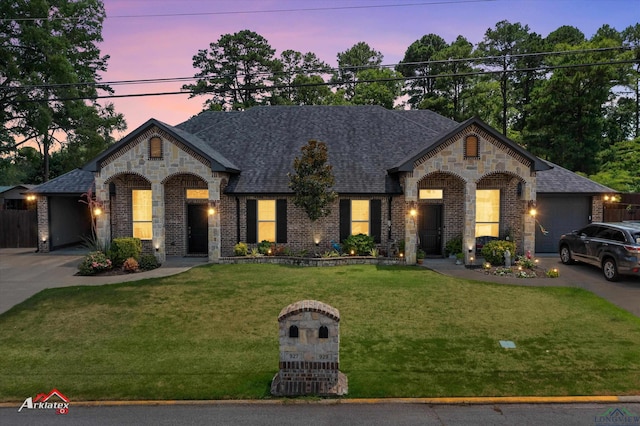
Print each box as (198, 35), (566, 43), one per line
(401, 124), (537, 264)
(92, 126), (225, 263)
(271, 300), (348, 396)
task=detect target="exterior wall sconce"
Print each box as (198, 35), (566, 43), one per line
(408, 201), (418, 217)
(93, 207), (102, 216)
(208, 200), (220, 215)
(528, 200), (537, 217)
(26, 194), (36, 202)
(155, 244), (160, 252)
(604, 194), (620, 203)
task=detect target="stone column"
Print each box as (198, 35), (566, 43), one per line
(463, 181), (476, 265)
(152, 182), (166, 263)
(208, 177), (221, 262)
(404, 174), (418, 264)
(36, 196), (49, 253)
(522, 177), (536, 255)
(94, 176), (111, 249)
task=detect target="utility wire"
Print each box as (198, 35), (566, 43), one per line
(3, 46), (633, 92)
(12, 58), (638, 103)
(1, 0), (497, 22)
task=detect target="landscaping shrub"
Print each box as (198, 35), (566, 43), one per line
(78, 251), (112, 276)
(139, 254), (160, 271)
(234, 242), (248, 256)
(445, 235), (462, 257)
(257, 240), (272, 255)
(122, 257), (139, 273)
(342, 233), (375, 256)
(109, 237), (142, 267)
(481, 240), (516, 265)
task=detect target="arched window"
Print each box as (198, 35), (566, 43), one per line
(289, 325), (299, 338)
(465, 135), (479, 158)
(149, 136), (162, 159)
(319, 326), (328, 339)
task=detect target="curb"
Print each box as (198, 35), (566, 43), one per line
(2, 395), (639, 408)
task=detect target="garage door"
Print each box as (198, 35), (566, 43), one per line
(535, 195), (592, 253)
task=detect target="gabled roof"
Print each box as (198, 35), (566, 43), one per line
(0, 184), (34, 195)
(536, 160), (614, 194)
(83, 118), (239, 173)
(388, 116), (551, 173)
(30, 168), (94, 195)
(178, 105), (457, 194)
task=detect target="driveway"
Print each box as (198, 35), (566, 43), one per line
(426, 254), (640, 318)
(0, 249), (638, 317)
(0, 248), (207, 315)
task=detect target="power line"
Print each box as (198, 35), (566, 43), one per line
(3, 46), (632, 93)
(12, 58), (638, 103)
(1, 0), (496, 22)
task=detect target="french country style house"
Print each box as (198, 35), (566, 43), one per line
(30, 106), (613, 264)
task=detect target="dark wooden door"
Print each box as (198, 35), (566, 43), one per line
(187, 204), (208, 254)
(418, 204), (443, 255)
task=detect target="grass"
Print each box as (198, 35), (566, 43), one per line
(1, 264), (639, 401)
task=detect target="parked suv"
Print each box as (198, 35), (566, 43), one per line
(558, 222), (640, 281)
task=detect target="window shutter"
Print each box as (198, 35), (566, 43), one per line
(276, 199), (287, 243)
(339, 199), (350, 242)
(370, 199), (382, 243)
(246, 199), (257, 244)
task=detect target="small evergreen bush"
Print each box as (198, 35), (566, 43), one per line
(234, 242), (248, 256)
(257, 240), (272, 255)
(139, 254), (159, 271)
(481, 240), (516, 266)
(342, 233), (375, 256)
(445, 235), (462, 257)
(109, 238), (142, 267)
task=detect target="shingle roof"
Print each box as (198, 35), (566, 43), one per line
(34, 106), (613, 197)
(83, 118), (239, 173)
(30, 169), (95, 195)
(536, 160), (614, 194)
(180, 105), (458, 194)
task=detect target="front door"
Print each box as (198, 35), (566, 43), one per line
(187, 204), (208, 254)
(418, 204), (443, 255)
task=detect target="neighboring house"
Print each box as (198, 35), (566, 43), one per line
(0, 184), (35, 210)
(29, 106), (614, 263)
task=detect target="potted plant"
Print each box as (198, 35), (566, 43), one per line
(416, 248), (426, 264)
(455, 252), (464, 265)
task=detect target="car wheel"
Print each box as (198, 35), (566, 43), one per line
(559, 245), (573, 264)
(602, 257), (619, 282)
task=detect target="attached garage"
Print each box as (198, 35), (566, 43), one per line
(535, 161), (612, 254)
(535, 194), (592, 253)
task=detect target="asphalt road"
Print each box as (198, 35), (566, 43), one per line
(3, 402), (640, 426)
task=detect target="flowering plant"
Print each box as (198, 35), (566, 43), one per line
(78, 251), (113, 276)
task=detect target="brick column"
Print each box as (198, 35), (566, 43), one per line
(152, 182), (166, 264)
(463, 181), (476, 264)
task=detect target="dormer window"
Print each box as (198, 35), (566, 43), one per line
(465, 135), (479, 158)
(149, 136), (162, 159)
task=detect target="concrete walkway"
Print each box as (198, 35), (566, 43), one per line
(1, 248), (638, 317)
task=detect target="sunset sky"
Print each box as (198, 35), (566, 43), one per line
(98, 0), (640, 136)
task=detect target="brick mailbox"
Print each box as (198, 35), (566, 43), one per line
(270, 300), (348, 396)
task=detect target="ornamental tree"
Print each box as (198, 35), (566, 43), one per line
(288, 140), (337, 221)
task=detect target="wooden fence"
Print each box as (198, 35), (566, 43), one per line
(0, 210), (37, 248)
(603, 193), (640, 222)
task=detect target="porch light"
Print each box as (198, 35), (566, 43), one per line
(409, 208), (417, 217)
(208, 207), (215, 215)
(26, 194), (36, 202)
(528, 200), (537, 217)
(93, 207), (102, 216)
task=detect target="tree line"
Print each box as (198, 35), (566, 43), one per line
(1, 0), (638, 192)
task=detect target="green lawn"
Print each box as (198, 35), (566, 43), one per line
(1, 264), (639, 401)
